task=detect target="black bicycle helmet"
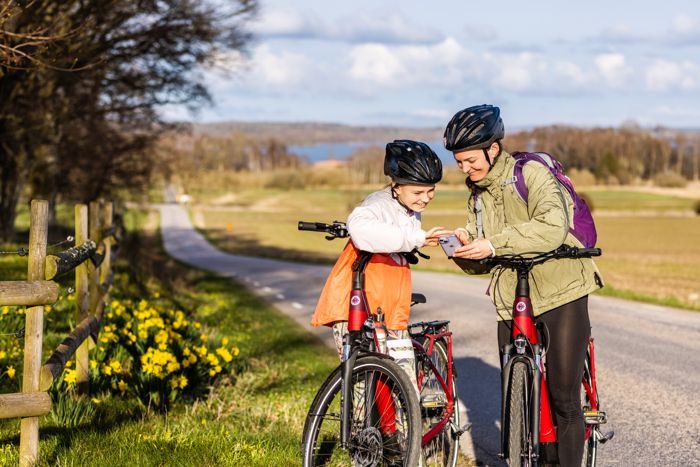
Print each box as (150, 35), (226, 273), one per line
(443, 104), (505, 151)
(384, 140), (442, 185)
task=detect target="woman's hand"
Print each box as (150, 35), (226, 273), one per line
(424, 226), (452, 247)
(452, 238), (493, 260)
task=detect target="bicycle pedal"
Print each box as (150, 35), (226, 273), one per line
(451, 423), (471, 438)
(584, 410), (607, 425)
(421, 394), (447, 408)
(599, 430), (615, 444)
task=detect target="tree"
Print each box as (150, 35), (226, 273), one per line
(0, 0), (257, 239)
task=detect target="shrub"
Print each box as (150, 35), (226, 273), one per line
(653, 171), (688, 188)
(264, 170), (307, 190)
(567, 168), (597, 187)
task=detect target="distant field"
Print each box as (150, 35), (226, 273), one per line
(191, 187), (700, 310)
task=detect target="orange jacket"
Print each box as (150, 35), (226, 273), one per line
(311, 241), (412, 330)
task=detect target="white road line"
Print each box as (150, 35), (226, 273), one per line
(292, 302), (303, 309)
(276, 293), (285, 299)
(253, 281), (260, 287)
(262, 286), (272, 293)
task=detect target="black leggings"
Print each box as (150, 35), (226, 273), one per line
(498, 296), (590, 467)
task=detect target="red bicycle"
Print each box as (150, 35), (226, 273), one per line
(298, 221), (466, 466)
(485, 245), (614, 466)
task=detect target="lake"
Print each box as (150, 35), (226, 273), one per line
(290, 140), (455, 164)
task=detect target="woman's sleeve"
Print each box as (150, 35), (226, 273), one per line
(347, 203), (426, 253)
(488, 163), (569, 255)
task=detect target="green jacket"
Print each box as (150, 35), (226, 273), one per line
(462, 151), (603, 320)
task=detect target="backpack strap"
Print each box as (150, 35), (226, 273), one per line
(471, 190), (485, 240)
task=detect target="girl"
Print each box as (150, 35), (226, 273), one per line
(312, 139), (449, 391)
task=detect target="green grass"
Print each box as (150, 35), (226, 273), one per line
(582, 189), (696, 212)
(0, 208), (339, 466)
(191, 186), (700, 311)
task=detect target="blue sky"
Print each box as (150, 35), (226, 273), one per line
(164, 0), (700, 128)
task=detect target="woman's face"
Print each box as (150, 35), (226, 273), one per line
(393, 184), (436, 212)
(453, 143), (499, 182)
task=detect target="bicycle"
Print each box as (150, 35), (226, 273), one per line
(483, 245), (614, 467)
(298, 221), (466, 466)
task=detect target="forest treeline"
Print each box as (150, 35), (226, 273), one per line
(163, 123), (700, 191)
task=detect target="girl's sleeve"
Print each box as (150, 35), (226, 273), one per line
(488, 163), (569, 255)
(347, 203), (425, 253)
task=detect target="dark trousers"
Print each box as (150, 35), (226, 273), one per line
(498, 295), (590, 467)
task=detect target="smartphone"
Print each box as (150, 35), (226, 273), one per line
(439, 234), (463, 258)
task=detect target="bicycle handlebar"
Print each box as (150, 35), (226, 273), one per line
(297, 220), (349, 239)
(483, 245), (601, 270)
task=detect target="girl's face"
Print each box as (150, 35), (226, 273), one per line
(453, 142), (499, 182)
(393, 184), (436, 212)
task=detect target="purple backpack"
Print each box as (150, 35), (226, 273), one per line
(511, 152), (597, 248)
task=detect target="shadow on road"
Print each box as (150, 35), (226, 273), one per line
(454, 356), (504, 466)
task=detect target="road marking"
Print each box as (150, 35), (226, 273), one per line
(253, 281), (260, 287)
(292, 302), (303, 309)
(263, 286), (272, 293)
(277, 293), (285, 299)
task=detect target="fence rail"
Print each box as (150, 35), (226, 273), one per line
(0, 199), (120, 466)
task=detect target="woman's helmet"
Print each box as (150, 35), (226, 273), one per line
(384, 140), (443, 185)
(443, 104), (504, 152)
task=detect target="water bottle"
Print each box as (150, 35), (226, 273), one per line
(374, 307), (388, 354)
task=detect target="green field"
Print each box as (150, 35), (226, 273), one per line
(192, 187), (700, 311)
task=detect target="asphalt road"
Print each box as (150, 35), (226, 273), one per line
(159, 202), (700, 466)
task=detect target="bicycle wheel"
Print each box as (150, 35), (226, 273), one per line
(505, 361), (530, 467)
(301, 356), (422, 466)
(417, 338), (460, 467)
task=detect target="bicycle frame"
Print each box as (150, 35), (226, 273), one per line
(411, 323), (456, 447)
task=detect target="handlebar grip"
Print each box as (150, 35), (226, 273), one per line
(298, 221), (326, 231)
(577, 248), (602, 257)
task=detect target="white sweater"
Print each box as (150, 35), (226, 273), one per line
(347, 187), (427, 260)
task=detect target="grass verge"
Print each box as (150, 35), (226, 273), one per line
(0, 210), (338, 466)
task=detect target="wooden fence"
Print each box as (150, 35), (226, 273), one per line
(0, 199), (122, 466)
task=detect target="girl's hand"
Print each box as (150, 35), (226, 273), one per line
(424, 226), (452, 247)
(453, 238), (493, 260)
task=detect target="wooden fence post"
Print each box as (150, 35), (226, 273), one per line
(88, 200), (102, 322)
(19, 200), (49, 467)
(74, 204), (90, 394)
(98, 201), (112, 316)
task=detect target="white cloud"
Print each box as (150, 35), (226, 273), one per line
(348, 38), (468, 87)
(671, 14), (698, 35)
(594, 53), (632, 88)
(349, 44), (405, 84)
(251, 8), (443, 45)
(250, 8), (321, 38)
(234, 44), (311, 88)
(646, 59), (700, 91)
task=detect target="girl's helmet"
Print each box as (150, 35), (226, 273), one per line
(384, 140), (443, 185)
(443, 104), (504, 151)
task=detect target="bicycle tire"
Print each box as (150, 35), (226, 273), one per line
(581, 351), (598, 467)
(301, 356), (422, 466)
(417, 338), (460, 467)
(505, 361), (530, 467)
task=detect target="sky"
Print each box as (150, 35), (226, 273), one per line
(163, 0), (700, 129)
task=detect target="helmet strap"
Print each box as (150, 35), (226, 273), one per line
(391, 184), (413, 214)
(483, 148), (493, 168)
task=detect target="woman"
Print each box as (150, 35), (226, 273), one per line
(312, 139), (449, 392)
(444, 105), (603, 467)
